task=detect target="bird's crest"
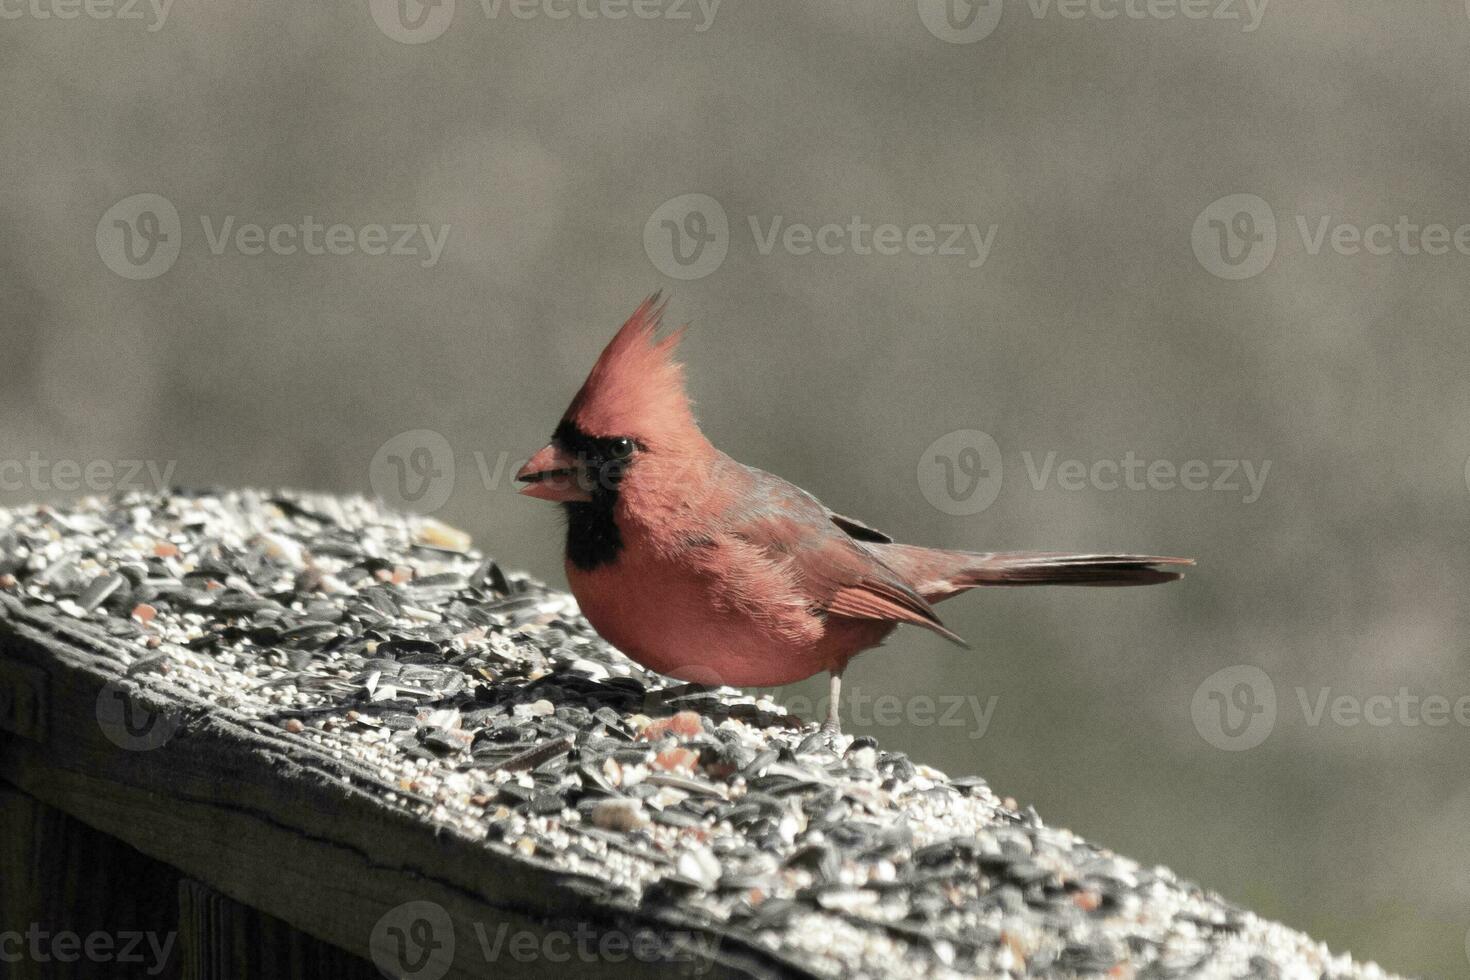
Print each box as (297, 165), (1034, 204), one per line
(562, 294), (702, 448)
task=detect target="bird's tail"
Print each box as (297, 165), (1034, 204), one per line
(875, 545), (1194, 603)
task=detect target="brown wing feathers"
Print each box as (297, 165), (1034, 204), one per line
(827, 576), (971, 648)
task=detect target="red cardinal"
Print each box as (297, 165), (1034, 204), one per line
(517, 297), (1191, 731)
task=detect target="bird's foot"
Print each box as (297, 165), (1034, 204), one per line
(809, 718), (844, 752)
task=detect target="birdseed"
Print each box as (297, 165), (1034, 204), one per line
(0, 490), (1397, 980)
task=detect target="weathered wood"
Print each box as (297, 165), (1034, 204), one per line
(0, 612), (794, 980)
(0, 783), (182, 980)
(178, 879), (377, 980)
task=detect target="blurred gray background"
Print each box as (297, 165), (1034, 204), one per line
(4, 1), (1469, 974)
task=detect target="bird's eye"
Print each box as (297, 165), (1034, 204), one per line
(608, 437), (636, 460)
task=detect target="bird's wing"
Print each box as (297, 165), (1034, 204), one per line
(825, 576), (968, 647)
(707, 465), (966, 646)
(828, 511), (892, 543)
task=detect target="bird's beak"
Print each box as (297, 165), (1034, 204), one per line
(516, 443), (592, 502)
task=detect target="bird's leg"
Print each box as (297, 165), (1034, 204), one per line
(821, 668), (844, 735)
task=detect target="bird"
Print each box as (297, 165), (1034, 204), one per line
(516, 296), (1192, 732)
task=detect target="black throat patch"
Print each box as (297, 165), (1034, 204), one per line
(553, 420), (631, 571)
(563, 496), (622, 571)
